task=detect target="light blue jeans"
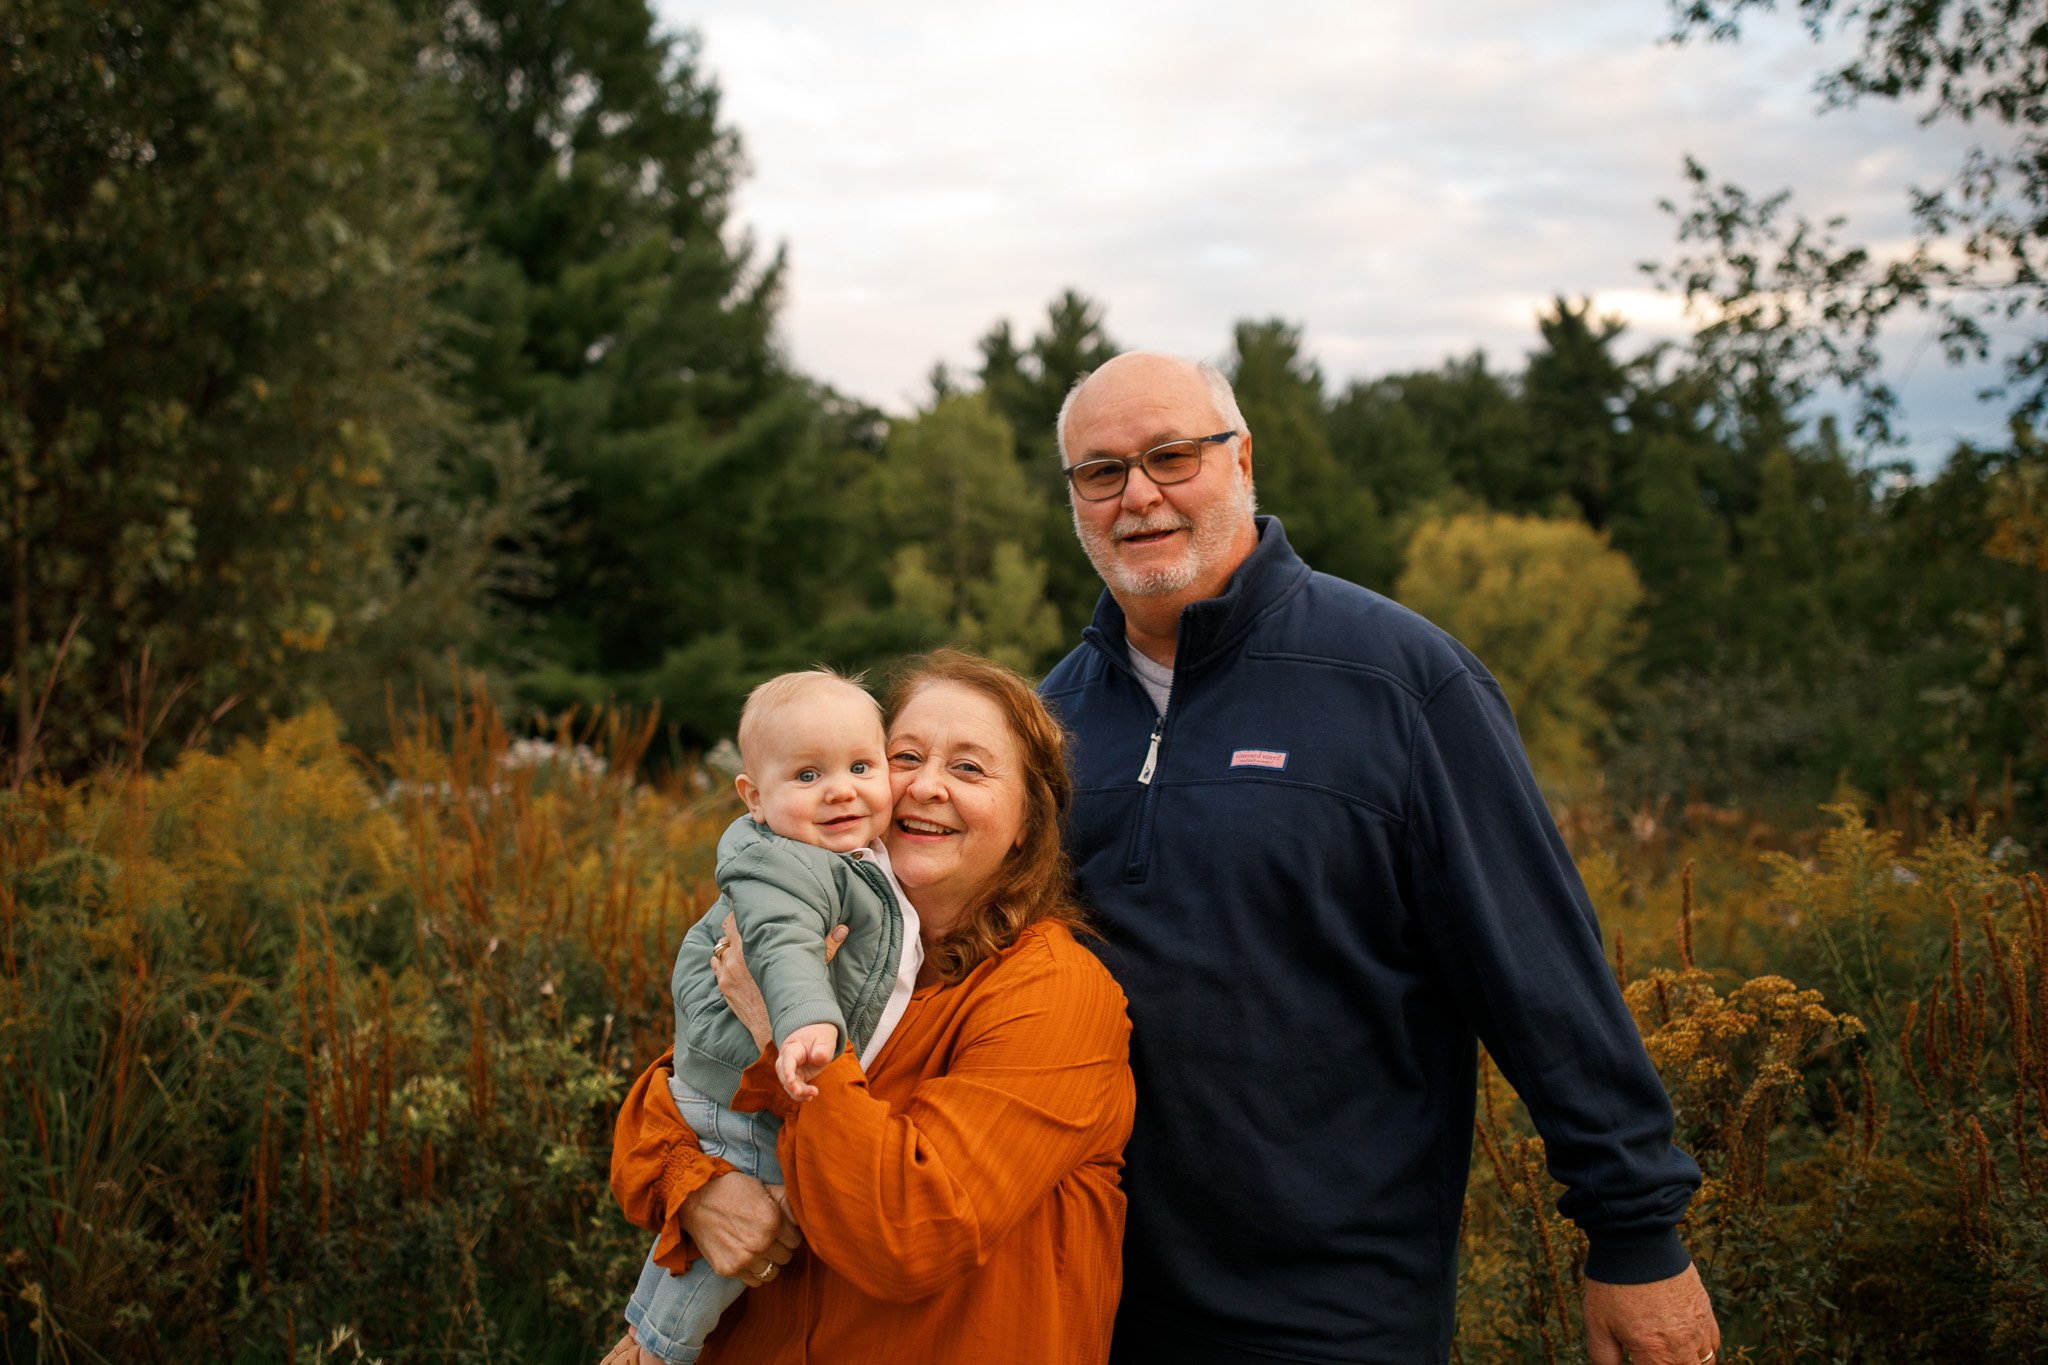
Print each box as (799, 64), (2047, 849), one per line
(622, 1077), (785, 1363)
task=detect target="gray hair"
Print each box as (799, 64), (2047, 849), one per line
(1054, 353), (1249, 465)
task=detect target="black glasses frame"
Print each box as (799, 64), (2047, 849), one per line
(1061, 431), (1237, 502)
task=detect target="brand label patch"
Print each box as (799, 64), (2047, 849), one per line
(1230, 749), (1289, 771)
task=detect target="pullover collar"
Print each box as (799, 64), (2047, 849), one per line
(1081, 516), (1313, 682)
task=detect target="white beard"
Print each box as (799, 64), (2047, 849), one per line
(1073, 468), (1257, 599)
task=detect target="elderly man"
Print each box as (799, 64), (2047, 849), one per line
(1038, 352), (1720, 1365)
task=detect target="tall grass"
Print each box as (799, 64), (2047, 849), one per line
(3, 697), (725, 1362)
(3, 704), (2042, 1361)
(1459, 804), (2048, 1363)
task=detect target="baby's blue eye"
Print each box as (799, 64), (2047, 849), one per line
(796, 768), (820, 783)
(851, 760), (873, 775)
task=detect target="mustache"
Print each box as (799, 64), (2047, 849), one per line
(1111, 511), (1194, 541)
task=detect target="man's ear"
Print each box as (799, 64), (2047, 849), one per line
(1237, 431), (1254, 483)
(735, 773), (763, 821)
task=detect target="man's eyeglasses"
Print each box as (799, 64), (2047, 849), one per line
(1062, 432), (1237, 502)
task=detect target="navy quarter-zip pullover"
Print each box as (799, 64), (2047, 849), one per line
(1041, 518), (1698, 1365)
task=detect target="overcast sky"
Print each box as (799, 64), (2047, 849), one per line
(656, 1), (2006, 464)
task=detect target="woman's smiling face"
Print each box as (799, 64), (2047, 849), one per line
(883, 680), (1027, 936)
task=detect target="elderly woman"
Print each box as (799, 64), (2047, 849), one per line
(604, 650), (1135, 1364)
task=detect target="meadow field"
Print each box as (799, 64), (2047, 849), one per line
(10, 0), (2048, 1359)
(2, 698), (2042, 1364)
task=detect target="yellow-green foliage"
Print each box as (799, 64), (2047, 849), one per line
(1458, 802), (2048, 1363)
(2, 698), (730, 1362)
(6, 707), (2045, 1362)
(1396, 511), (1645, 785)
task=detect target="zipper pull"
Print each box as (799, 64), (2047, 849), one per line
(1137, 716), (1164, 785)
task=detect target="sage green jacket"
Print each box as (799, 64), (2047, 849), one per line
(670, 816), (905, 1105)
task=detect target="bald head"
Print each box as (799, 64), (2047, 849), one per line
(1056, 351), (1248, 466)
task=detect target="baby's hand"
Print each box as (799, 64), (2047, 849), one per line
(775, 1023), (839, 1102)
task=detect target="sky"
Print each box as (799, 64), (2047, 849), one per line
(655, 1), (2012, 465)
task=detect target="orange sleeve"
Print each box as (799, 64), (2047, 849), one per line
(776, 937), (1133, 1302)
(609, 1049), (737, 1272)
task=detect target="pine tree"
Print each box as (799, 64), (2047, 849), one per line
(1228, 320), (1392, 589)
(1524, 297), (1634, 528)
(976, 289), (1119, 636)
(409, 0), (812, 725)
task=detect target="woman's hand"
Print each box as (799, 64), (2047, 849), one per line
(680, 1170), (801, 1284)
(710, 912), (851, 1052)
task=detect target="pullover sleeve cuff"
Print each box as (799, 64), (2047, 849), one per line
(1583, 1226), (1692, 1285)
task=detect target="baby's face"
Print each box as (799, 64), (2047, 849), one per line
(738, 688), (892, 854)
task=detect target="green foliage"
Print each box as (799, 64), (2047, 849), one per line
(0, 0), (543, 774)
(405, 0), (882, 740)
(1396, 511), (1646, 784)
(1337, 352), (1538, 515)
(1228, 319), (1396, 590)
(1523, 298), (1636, 529)
(976, 290), (1121, 637)
(1610, 433), (1733, 673)
(870, 392), (1067, 675)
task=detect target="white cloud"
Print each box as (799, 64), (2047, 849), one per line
(661, 0), (2008, 456)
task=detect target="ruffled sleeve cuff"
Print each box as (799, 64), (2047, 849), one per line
(730, 1041), (861, 1121)
(649, 1144), (737, 1273)
(609, 1049), (737, 1273)
(730, 1042), (801, 1120)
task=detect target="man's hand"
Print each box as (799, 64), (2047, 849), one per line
(1584, 1263), (1720, 1365)
(775, 1022), (838, 1102)
(678, 1169), (801, 1285)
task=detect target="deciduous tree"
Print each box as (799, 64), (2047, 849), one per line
(1655, 0), (2048, 439)
(1396, 512), (1645, 784)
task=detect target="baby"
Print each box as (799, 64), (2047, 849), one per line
(621, 669), (922, 1363)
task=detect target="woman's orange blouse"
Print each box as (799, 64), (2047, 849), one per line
(610, 920), (1135, 1364)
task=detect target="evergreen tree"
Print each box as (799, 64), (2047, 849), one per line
(976, 289), (1118, 464)
(1227, 319), (1393, 589)
(1369, 353), (1539, 512)
(976, 289), (1119, 637)
(1883, 431), (2048, 820)
(1324, 378), (1454, 524)
(1611, 433), (1733, 675)
(1524, 297), (1634, 527)
(409, 0), (810, 725)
